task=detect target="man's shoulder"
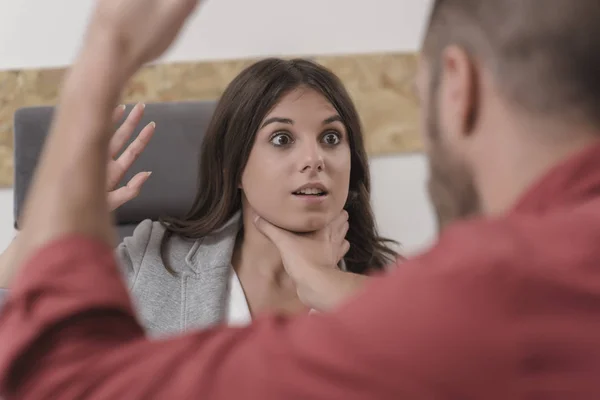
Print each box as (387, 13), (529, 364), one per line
(409, 209), (600, 295)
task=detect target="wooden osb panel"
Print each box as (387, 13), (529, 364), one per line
(316, 53), (420, 155)
(0, 52), (420, 187)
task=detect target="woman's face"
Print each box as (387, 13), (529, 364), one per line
(240, 87), (351, 232)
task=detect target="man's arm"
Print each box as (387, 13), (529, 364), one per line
(6, 0), (202, 285)
(0, 223), (507, 400)
(0, 0), (505, 398)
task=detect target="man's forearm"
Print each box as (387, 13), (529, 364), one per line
(299, 267), (370, 312)
(7, 34), (130, 282)
(0, 237), (403, 400)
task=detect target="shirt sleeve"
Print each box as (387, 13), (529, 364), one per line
(0, 226), (508, 400)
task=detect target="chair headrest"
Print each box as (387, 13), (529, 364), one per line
(13, 100), (217, 229)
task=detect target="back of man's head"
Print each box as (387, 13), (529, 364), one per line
(423, 0), (600, 126)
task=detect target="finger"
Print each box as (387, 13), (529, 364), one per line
(253, 215), (291, 247)
(165, 0), (203, 30)
(111, 104), (127, 125)
(109, 103), (146, 159)
(107, 171), (152, 211)
(341, 221), (349, 238)
(339, 209), (350, 224)
(334, 222), (349, 262)
(332, 209), (349, 229)
(338, 240), (350, 263)
(330, 211), (349, 240)
(107, 121), (156, 190)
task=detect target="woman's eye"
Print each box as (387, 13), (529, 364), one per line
(270, 133), (294, 146)
(322, 132), (341, 145)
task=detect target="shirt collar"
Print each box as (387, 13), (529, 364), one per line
(512, 141), (600, 214)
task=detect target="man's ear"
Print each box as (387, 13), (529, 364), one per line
(439, 45), (480, 139)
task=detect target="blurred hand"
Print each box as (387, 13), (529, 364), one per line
(86, 0), (203, 75)
(6, 0), (203, 285)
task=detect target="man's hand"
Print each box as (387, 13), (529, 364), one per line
(254, 211), (368, 311)
(10, 0), (202, 286)
(255, 210), (350, 277)
(87, 0), (202, 77)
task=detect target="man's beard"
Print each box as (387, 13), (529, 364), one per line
(426, 94), (481, 232)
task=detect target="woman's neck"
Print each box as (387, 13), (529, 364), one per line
(231, 212), (308, 317)
(232, 221), (287, 284)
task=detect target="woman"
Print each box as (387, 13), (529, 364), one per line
(119, 58), (399, 337)
(1, 58), (399, 337)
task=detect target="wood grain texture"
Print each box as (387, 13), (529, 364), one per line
(0, 52), (420, 187)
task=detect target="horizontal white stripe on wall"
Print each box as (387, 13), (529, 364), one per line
(0, 0), (432, 70)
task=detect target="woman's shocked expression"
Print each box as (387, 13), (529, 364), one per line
(240, 87), (351, 232)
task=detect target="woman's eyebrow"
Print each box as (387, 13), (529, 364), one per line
(260, 117), (293, 128)
(323, 115), (342, 124)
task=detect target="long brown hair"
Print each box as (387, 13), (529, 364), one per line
(161, 58), (399, 274)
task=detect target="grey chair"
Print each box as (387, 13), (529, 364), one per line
(1, 100), (216, 306)
(12, 100), (217, 241)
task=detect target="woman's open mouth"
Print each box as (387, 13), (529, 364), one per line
(292, 188), (328, 197)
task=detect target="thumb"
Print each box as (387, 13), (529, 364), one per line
(338, 240), (350, 263)
(253, 215), (290, 248)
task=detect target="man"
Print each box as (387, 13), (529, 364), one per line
(1, 0), (600, 398)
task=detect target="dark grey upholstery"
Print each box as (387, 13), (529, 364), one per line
(13, 100), (217, 241)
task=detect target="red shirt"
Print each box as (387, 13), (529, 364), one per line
(2, 144), (600, 399)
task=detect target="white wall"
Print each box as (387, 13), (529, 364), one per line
(0, 0), (437, 255)
(0, 189), (13, 250)
(370, 154), (436, 255)
(0, 0), (431, 70)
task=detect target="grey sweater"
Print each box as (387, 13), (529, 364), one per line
(116, 212), (242, 338)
